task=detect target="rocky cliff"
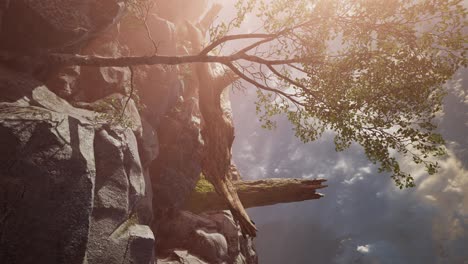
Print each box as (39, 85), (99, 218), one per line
(0, 0), (257, 263)
(0, 1), (330, 263)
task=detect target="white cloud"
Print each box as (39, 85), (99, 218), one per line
(357, 245), (371, 254)
(333, 158), (350, 172)
(445, 71), (467, 106)
(359, 166), (372, 174)
(301, 173), (314, 179)
(343, 174), (364, 185)
(416, 151), (468, 247)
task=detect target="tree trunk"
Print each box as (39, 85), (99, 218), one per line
(184, 178), (327, 213)
(183, 18), (257, 237)
(197, 77), (258, 237)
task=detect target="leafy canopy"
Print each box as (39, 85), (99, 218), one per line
(211, 0), (467, 188)
(42, 0), (467, 189)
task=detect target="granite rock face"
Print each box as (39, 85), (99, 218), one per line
(0, 67), (154, 264)
(0, 103), (96, 264)
(0, 0), (258, 263)
(156, 211), (257, 264)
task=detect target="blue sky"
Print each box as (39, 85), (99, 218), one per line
(207, 1), (468, 262)
(230, 69), (468, 263)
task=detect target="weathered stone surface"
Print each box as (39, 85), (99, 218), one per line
(0, 0), (125, 52)
(202, 211), (258, 264)
(1, 1), (261, 263)
(150, 96), (203, 214)
(128, 224), (156, 264)
(0, 65), (41, 104)
(0, 69), (154, 264)
(83, 106), (153, 264)
(157, 250), (208, 264)
(0, 105), (96, 264)
(119, 12), (177, 56)
(48, 9), (182, 130)
(155, 210), (257, 264)
(46, 66), (81, 99)
(191, 229), (228, 263)
(139, 117), (159, 169)
(71, 39), (131, 102)
(118, 13), (181, 129)
(133, 116), (158, 224)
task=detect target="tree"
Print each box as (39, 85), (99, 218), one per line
(2, 0), (466, 236)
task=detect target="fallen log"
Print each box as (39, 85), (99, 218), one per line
(184, 177), (327, 213)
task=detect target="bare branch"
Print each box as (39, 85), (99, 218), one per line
(224, 62), (305, 106)
(240, 54), (314, 65)
(120, 66), (135, 121)
(234, 36), (278, 55)
(46, 53), (215, 66)
(266, 64), (320, 101)
(143, 1), (158, 54)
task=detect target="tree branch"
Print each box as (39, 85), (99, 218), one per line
(266, 64), (320, 101)
(225, 62), (305, 106)
(199, 33), (275, 55)
(234, 36), (278, 55)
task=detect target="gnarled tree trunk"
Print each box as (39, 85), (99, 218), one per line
(182, 10), (258, 237)
(199, 90), (257, 237)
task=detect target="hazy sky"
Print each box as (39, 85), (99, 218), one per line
(231, 71), (468, 263)
(206, 1), (468, 263)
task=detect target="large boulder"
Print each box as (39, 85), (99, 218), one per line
(0, 67), (154, 264)
(155, 210), (257, 264)
(0, 103), (96, 264)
